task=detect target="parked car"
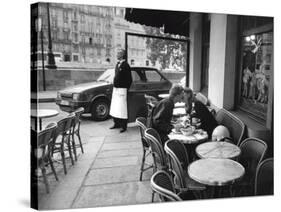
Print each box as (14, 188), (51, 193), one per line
(56, 66), (172, 122)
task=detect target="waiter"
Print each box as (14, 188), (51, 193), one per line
(109, 49), (132, 133)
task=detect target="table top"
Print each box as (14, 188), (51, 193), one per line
(196, 141), (241, 159)
(31, 109), (59, 118)
(188, 158), (245, 186)
(168, 129), (208, 144)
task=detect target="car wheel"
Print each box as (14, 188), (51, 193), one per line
(91, 99), (110, 121)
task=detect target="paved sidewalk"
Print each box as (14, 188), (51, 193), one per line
(37, 118), (155, 210)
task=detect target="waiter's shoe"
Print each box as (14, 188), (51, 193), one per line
(120, 128), (127, 133)
(109, 125), (119, 129)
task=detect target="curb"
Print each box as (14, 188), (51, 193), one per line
(31, 98), (56, 103)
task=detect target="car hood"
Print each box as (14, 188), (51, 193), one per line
(59, 81), (110, 94)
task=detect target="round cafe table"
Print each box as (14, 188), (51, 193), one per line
(168, 129), (208, 162)
(196, 141), (241, 160)
(168, 129), (208, 145)
(31, 109), (59, 131)
(188, 158), (245, 187)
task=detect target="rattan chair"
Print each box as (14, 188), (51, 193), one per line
(233, 138), (267, 196)
(164, 139), (205, 197)
(51, 113), (76, 175)
(151, 170), (182, 201)
(144, 128), (168, 172)
(144, 128), (169, 202)
(34, 123), (58, 193)
(136, 117), (153, 181)
(255, 158), (273, 196)
(70, 107), (85, 161)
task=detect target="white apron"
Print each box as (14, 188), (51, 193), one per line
(110, 87), (128, 119)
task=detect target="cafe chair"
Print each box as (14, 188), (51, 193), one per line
(70, 107), (85, 161)
(233, 137), (267, 196)
(215, 108), (246, 146)
(33, 123), (58, 193)
(164, 140), (205, 199)
(151, 170), (182, 202)
(136, 117), (153, 181)
(254, 158), (273, 196)
(144, 94), (158, 127)
(51, 113), (76, 175)
(144, 128), (168, 172)
(144, 128), (169, 202)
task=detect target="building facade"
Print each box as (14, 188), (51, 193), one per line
(113, 7), (148, 66)
(33, 3), (149, 66)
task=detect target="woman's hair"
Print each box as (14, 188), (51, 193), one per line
(183, 87), (193, 96)
(169, 84), (184, 98)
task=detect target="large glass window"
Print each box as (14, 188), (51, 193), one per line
(238, 17), (273, 121)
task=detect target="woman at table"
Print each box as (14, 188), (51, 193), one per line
(151, 85), (184, 145)
(183, 87), (218, 138)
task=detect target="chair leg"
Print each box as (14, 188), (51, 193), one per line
(61, 144), (67, 175)
(48, 155), (59, 181)
(139, 149), (146, 181)
(151, 191), (155, 202)
(77, 131), (84, 154)
(41, 166), (49, 194)
(66, 135), (75, 165)
(71, 133), (78, 161)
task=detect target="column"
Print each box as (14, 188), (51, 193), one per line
(189, 13), (203, 92)
(208, 14), (238, 109)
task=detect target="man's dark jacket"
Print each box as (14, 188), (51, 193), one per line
(113, 61), (132, 89)
(151, 98), (174, 145)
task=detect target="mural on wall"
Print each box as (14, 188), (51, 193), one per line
(241, 31), (272, 118)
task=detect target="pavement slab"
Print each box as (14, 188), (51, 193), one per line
(38, 140), (104, 210)
(91, 155), (139, 169)
(101, 141), (141, 151)
(72, 181), (152, 208)
(97, 148), (142, 158)
(84, 165), (153, 186)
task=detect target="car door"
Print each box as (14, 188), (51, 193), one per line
(127, 68), (171, 122)
(143, 68), (172, 97)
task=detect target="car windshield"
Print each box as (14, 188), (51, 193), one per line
(97, 69), (114, 83)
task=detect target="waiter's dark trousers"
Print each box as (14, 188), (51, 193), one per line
(113, 117), (128, 130)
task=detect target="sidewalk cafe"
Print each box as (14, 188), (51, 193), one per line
(31, 5), (274, 210)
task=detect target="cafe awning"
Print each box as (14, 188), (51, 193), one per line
(125, 8), (190, 36)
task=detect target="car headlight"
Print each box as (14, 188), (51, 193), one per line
(73, 93), (80, 101)
(57, 92), (61, 99)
